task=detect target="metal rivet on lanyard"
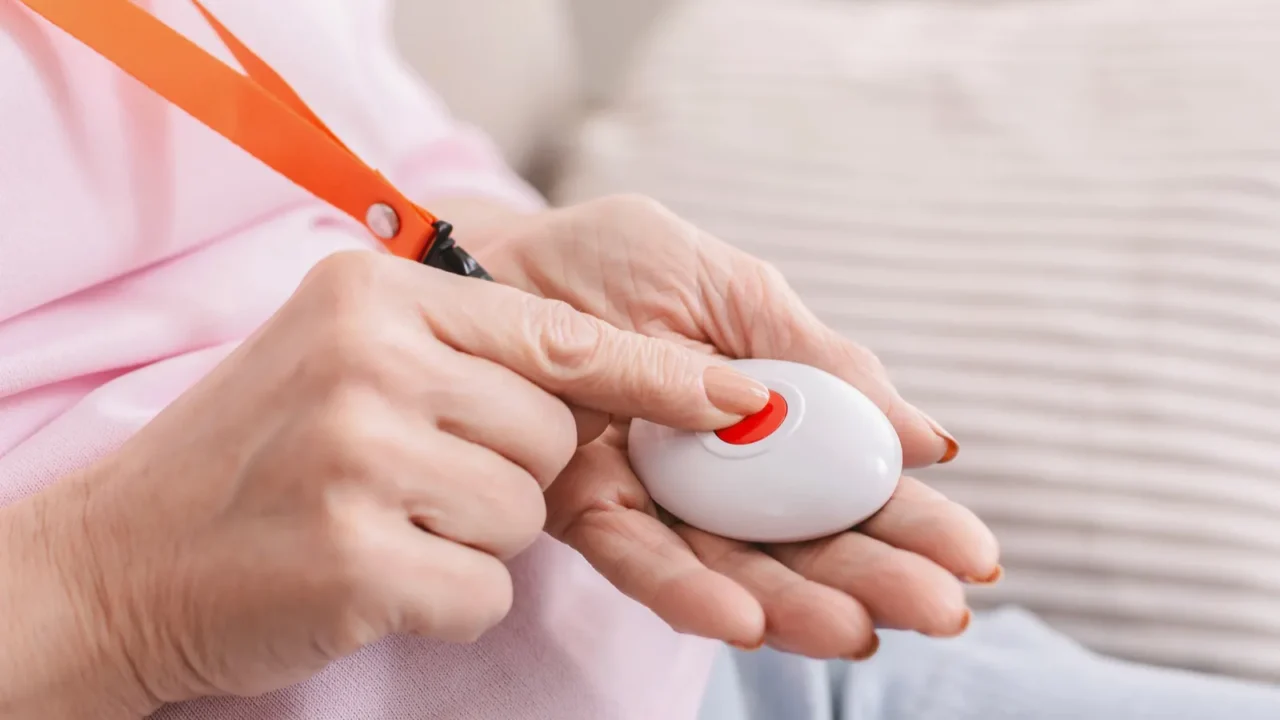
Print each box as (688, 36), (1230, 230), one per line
(16, 0), (493, 280)
(365, 203), (401, 241)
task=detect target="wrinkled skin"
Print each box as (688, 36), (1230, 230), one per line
(0, 248), (778, 717)
(471, 195), (1002, 658)
(0, 193), (1000, 720)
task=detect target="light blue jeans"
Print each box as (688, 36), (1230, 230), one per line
(698, 607), (1280, 719)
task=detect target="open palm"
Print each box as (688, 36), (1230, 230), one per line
(479, 196), (1000, 657)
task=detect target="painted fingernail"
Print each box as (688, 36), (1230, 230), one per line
(956, 609), (973, 635)
(704, 366), (770, 416)
(730, 639), (765, 652)
(844, 633), (880, 661)
(919, 409), (959, 463)
(963, 565), (1004, 586)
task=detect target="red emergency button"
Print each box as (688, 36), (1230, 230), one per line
(716, 390), (788, 445)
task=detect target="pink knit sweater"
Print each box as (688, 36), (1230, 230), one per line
(0, 1), (715, 717)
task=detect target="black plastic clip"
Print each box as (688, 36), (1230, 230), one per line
(420, 220), (494, 281)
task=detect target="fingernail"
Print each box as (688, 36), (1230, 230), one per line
(918, 409), (959, 463)
(730, 639), (765, 652)
(963, 565), (1003, 586)
(843, 633), (880, 661)
(703, 366), (770, 416)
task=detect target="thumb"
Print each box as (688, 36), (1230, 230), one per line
(425, 276), (769, 430)
(788, 321), (958, 468)
(699, 250), (957, 467)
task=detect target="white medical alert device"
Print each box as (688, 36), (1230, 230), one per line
(628, 359), (902, 544)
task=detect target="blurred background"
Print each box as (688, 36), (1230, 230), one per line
(392, 0), (1280, 683)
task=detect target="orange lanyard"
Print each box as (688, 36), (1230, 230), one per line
(16, 0), (490, 279)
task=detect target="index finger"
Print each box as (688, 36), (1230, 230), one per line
(412, 267), (770, 430)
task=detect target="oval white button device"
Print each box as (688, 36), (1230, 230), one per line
(628, 359), (902, 543)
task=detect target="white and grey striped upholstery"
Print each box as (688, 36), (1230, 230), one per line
(553, 0), (1280, 681)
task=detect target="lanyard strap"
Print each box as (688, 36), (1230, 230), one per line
(17, 0), (485, 275)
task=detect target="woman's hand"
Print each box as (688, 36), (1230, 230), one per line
(461, 194), (1002, 659)
(0, 250), (769, 718)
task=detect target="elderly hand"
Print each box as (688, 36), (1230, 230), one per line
(466, 195), (1002, 659)
(0, 250), (770, 718)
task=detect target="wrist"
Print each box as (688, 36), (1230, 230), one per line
(0, 474), (156, 719)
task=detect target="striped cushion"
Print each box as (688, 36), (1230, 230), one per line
(553, 0), (1280, 681)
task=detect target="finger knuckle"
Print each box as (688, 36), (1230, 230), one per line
(489, 470), (549, 556)
(324, 587), (387, 656)
(593, 193), (673, 223)
(452, 458), (548, 557)
(451, 559), (515, 642)
(752, 258), (789, 289)
(539, 406), (581, 485)
(735, 258), (793, 316)
(289, 259), (405, 391)
(324, 536), (396, 652)
(474, 384), (578, 489)
(838, 340), (888, 379)
(524, 297), (603, 381)
(329, 606), (386, 655)
(590, 194), (702, 251)
(300, 251), (386, 314)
